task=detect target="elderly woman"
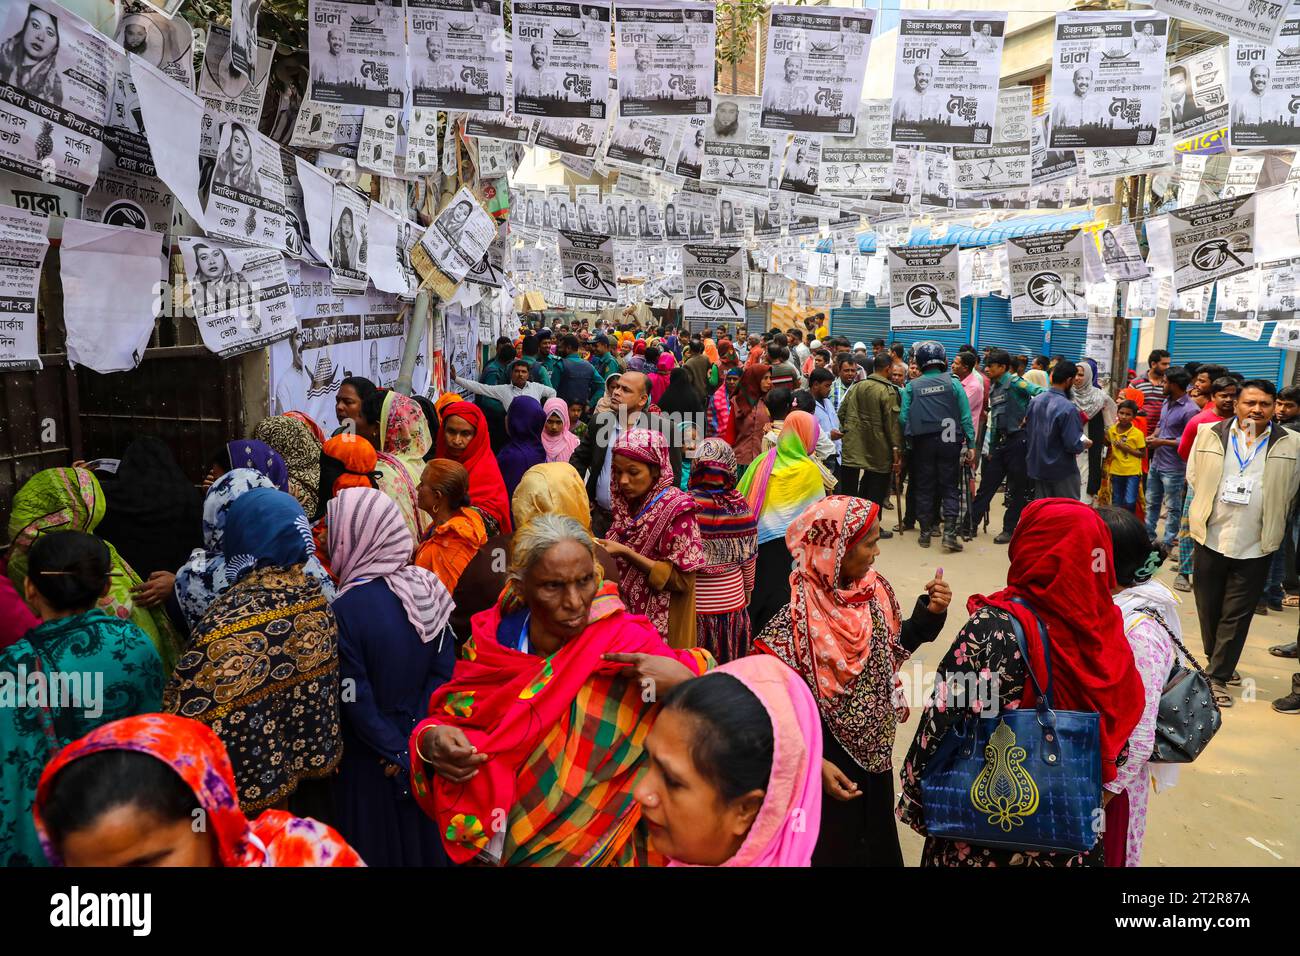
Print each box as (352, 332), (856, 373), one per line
(164, 489), (343, 818)
(414, 459), (487, 593)
(410, 515), (713, 866)
(599, 428), (705, 648)
(328, 488), (455, 867)
(898, 498), (1145, 866)
(756, 496), (949, 867)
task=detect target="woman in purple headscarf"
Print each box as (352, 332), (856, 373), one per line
(495, 395), (547, 499)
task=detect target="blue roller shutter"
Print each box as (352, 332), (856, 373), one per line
(829, 297), (890, 346)
(893, 297), (976, 358)
(1167, 320), (1287, 385)
(973, 296), (1047, 358)
(1045, 318), (1089, 362)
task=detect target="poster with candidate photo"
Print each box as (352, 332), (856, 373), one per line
(615, 0), (714, 118)
(1258, 257), (1300, 320)
(415, 186), (495, 283)
(1098, 223), (1150, 283)
(1169, 46), (1229, 152)
(409, 0), (507, 112)
(605, 114), (674, 173)
(760, 5), (875, 135)
(673, 115), (707, 180)
(1006, 228), (1086, 321)
(1168, 194), (1256, 293)
(308, 0), (406, 108)
(701, 95), (775, 189)
(100, 46), (155, 179)
(953, 87), (1032, 194)
(1049, 11), (1167, 149)
(716, 195), (747, 241)
(558, 230), (616, 300)
(888, 243), (961, 330)
(115, 0), (194, 90)
(889, 12), (1005, 146)
(465, 53), (537, 143)
(0, 202), (48, 372)
(204, 119), (287, 250)
(328, 184), (369, 294)
(779, 136), (820, 196)
(1229, 9), (1300, 149)
(1031, 113), (1078, 185)
(819, 99), (892, 195)
(512, 1), (610, 121)
(682, 244), (744, 324)
(178, 236), (296, 357)
(229, 0), (260, 81)
(677, 182), (718, 241)
(0, 0), (111, 193)
(198, 24), (277, 158)
(1152, 0), (1287, 45)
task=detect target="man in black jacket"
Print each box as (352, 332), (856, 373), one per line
(569, 370), (683, 536)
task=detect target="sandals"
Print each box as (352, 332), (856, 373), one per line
(1210, 682), (1234, 708)
(1269, 642), (1299, 659)
(1285, 595), (1300, 608)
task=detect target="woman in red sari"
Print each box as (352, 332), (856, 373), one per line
(433, 401), (512, 535)
(33, 714), (363, 867)
(410, 515), (712, 866)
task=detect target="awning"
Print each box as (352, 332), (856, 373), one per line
(832, 210), (1097, 254)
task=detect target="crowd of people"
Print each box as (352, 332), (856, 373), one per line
(1, 312), (1296, 869)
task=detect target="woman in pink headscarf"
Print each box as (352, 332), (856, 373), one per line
(634, 654), (823, 867)
(540, 397), (580, 463)
(647, 352), (676, 406)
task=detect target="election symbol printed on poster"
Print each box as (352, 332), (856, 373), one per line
(614, 0), (715, 118)
(408, 0), (508, 113)
(558, 229), (616, 301)
(760, 5), (876, 135)
(1006, 228), (1086, 321)
(888, 243), (961, 330)
(308, 0), (407, 108)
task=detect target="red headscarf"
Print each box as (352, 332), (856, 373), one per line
(434, 401), (512, 532)
(966, 498), (1143, 784)
(284, 410), (326, 445)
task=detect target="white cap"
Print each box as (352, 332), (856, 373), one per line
(809, 339), (821, 349)
(854, 341), (867, 350)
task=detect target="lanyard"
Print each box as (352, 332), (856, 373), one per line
(633, 487), (670, 522)
(1230, 425), (1270, 474)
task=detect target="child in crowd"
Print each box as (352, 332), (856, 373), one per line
(1107, 400), (1146, 513)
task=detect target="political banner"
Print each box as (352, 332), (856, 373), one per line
(1168, 194), (1256, 293)
(953, 87), (1032, 193)
(115, 0), (195, 90)
(0, 203), (48, 371)
(819, 99), (892, 195)
(682, 244), (744, 324)
(465, 52), (536, 143)
(614, 0), (714, 117)
(760, 5), (875, 135)
(890, 11), (1005, 146)
(673, 115), (707, 180)
(1049, 11), (1167, 148)
(178, 236), (296, 357)
(204, 119), (287, 250)
(1229, 8), (1300, 149)
(513, 1), (610, 121)
(1258, 256), (1300, 320)
(327, 184), (369, 294)
(415, 186), (495, 283)
(1169, 45), (1229, 152)
(198, 24), (277, 159)
(1032, 113), (1078, 185)
(308, 0), (407, 108)
(558, 229), (616, 300)
(701, 95), (775, 189)
(1006, 228), (1086, 321)
(1098, 223), (1150, 282)
(1152, 0), (1287, 45)
(779, 135), (820, 195)
(888, 242), (961, 329)
(408, 0), (507, 112)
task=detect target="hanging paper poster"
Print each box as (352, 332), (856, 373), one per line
(1152, 0), (1287, 46)
(83, 169), (173, 236)
(465, 53), (536, 143)
(178, 236), (296, 357)
(606, 114), (675, 172)
(415, 185), (495, 283)
(204, 119), (287, 250)
(466, 220), (506, 288)
(558, 229), (616, 300)
(358, 106), (399, 175)
(682, 243), (743, 324)
(819, 99), (892, 195)
(512, 1), (610, 121)
(673, 115), (707, 180)
(0, 202), (48, 371)
(1049, 11), (1168, 148)
(1031, 113), (1078, 185)
(1229, 7), (1300, 149)
(889, 11), (1005, 146)
(0, 0), (110, 193)
(1098, 222), (1150, 282)
(1084, 103), (1174, 178)
(1258, 256), (1300, 320)
(366, 201), (417, 296)
(887, 243), (961, 330)
(760, 5), (876, 135)
(198, 24), (277, 158)
(229, 0), (260, 80)
(1167, 193), (1256, 293)
(779, 135), (820, 195)
(408, 0), (507, 112)
(1006, 228), (1086, 321)
(115, 0), (195, 90)
(1169, 45), (1229, 153)
(308, 0), (407, 108)
(701, 95), (774, 189)
(953, 87), (1032, 194)
(614, 0), (714, 117)
(328, 184), (370, 294)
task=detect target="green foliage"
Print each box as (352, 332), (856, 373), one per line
(715, 0), (768, 66)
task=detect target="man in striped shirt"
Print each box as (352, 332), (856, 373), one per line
(1133, 348), (1171, 435)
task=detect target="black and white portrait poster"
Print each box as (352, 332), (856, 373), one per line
(466, 220), (506, 288)
(1168, 194), (1256, 293)
(466, 53), (536, 143)
(1031, 113), (1078, 185)
(0, 0), (110, 193)
(779, 135), (820, 195)
(308, 0), (407, 108)
(1216, 268), (1259, 320)
(1221, 154), (1264, 197)
(513, 1), (610, 121)
(716, 194), (746, 241)
(0, 202), (47, 371)
(672, 114), (707, 179)
(917, 145), (955, 210)
(205, 119), (287, 249)
(416, 186), (495, 283)
(1258, 256), (1299, 320)
(115, 0), (194, 90)
(1169, 46), (1229, 151)
(953, 86), (1032, 194)
(682, 244), (743, 324)
(198, 24), (277, 158)
(819, 99), (892, 195)
(1152, 0), (1287, 45)
(229, 0), (261, 81)
(101, 45), (155, 179)
(177, 235), (296, 357)
(1006, 228), (1086, 321)
(558, 229), (616, 300)
(605, 113), (675, 173)
(614, 0), (714, 118)
(1229, 8), (1300, 149)
(1049, 11), (1168, 149)
(874, 143), (918, 207)
(1098, 222), (1150, 282)
(328, 184), (369, 294)
(701, 95), (774, 189)
(1083, 103), (1173, 178)
(367, 201), (417, 296)
(409, 0), (507, 112)
(677, 181), (717, 241)
(760, 5), (875, 135)
(888, 243), (961, 330)
(406, 108), (439, 172)
(889, 11), (1005, 146)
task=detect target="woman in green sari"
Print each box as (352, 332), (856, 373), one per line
(6, 466), (183, 674)
(0, 531), (164, 866)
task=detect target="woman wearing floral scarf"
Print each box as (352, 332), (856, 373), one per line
(756, 495), (949, 866)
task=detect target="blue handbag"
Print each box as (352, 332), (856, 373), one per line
(918, 598), (1103, 855)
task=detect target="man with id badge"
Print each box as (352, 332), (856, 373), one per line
(1187, 380), (1300, 708)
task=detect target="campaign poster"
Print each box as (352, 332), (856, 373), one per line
(952, 86), (1032, 194)
(682, 244), (744, 324)
(605, 113), (675, 173)
(83, 168), (173, 236)
(408, 0), (507, 112)
(415, 185), (495, 283)
(779, 135), (820, 196)
(701, 95), (774, 189)
(1098, 222), (1150, 283)
(366, 201), (417, 296)
(1049, 12), (1167, 149)
(466, 220), (506, 288)
(115, 0), (195, 90)
(198, 24), (277, 158)
(328, 184), (370, 294)
(819, 99), (892, 195)
(512, 1), (610, 121)
(888, 242), (961, 330)
(1229, 9), (1300, 149)
(1031, 113), (1078, 185)
(889, 11), (1005, 146)
(465, 53), (536, 143)
(228, 0), (260, 80)
(760, 5), (875, 135)
(1006, 228), (1087, 321)
(676, 181), (717, 241)
(1258, 256), (1300, 320)
(0, 0), (110, 193)
(204, 118), (287, 249)
(308, 0), (407, 108)
(177, 236), (296, 357)
(558, 229), (616, 300)
(1152, 0), (1288, 45)
(1169, 46), (1229, 152)
(1167, 194), (1256, 293)
(358, 106), (399, 175)
(614, 0), (714, 117)
(0, 202), (48, 371)
(672, 115), (707, 180)
(1084, 103), (1174, 179)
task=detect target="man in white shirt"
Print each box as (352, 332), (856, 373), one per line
(1187, 379), (1300, 705)
(312, 30), (350, 90)
(516, 43), (550, 100)
(763, 56), (809, 114)
(892, 65), (941, 125)
(450, 358), (556, 409)
(273, 329), (313, 415)
(1051, 68), (1105, 132)
(1230, 65), (1270, 130)
(419, 37), (454, 93)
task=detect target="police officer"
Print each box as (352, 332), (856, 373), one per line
(899, 341), (976, 552)
(967, 348), (1045, 543)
